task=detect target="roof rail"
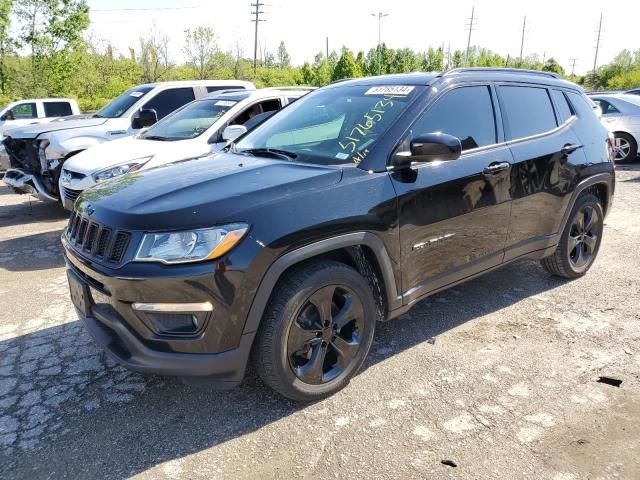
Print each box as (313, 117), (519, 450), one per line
(263, 86), (317, 91)
(440, 67), (561, 79)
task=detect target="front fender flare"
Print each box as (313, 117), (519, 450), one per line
(242, 232), (401, 335)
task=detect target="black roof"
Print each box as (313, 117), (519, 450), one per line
(330, 68), (580, 90)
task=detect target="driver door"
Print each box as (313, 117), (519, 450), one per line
(390, 84), (512, 301)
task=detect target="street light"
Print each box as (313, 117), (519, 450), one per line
(371, 12), (389, 76)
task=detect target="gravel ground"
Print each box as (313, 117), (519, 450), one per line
(0, 165), (639, 480)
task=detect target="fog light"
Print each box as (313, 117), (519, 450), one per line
(132, 302), (212, 336)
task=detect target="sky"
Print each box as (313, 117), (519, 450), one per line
(85, 0), (639, 75)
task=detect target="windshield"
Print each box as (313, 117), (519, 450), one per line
(141, 98), (236, 140)
(235, 84), (421, 166)
(94, 86), (153, 118)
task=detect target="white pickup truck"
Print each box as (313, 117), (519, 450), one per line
(2, 80), (254, 201)
(0, 98), (81, 171)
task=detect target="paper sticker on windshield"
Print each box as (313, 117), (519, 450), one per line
(215, 100), (236, 107)
(365, 86), (415, 96)
(129, 91), (145, 98)
(336, 152), (350, 160)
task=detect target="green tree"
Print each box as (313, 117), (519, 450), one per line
(138, 27), (171, 82)
(183, 25), (218, 80)
(0, 0), (15, 95)
(15, 0), (90, 95)
(276, 40), (290, 68)
(542, 58), (565, 76)
(331, 48), (361, 81)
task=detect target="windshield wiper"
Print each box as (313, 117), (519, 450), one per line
(239, 148), (298, 161)
(142, 135), (171, 141)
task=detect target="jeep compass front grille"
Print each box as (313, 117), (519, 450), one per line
(66, 212), (130, 264)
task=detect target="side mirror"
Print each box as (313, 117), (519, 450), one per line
(222, 124), (247, 142)
(132, 109), (158, 129)
(395, 132), (462, 167)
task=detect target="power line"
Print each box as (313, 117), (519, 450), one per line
(465, 5), (476, 64)
(251, 1), (266, 74)
(593, 12), (603, 73)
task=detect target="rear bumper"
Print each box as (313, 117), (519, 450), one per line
(3, 168), (58, 202)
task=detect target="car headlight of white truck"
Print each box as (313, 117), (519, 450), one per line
(92, 156), (152, 183)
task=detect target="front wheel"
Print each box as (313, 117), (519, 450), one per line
(252, 260), (377, 401)
(541, 193), (604, 279)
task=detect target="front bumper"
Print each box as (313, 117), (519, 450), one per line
(3, 168), (58, 202)
(63, 236), (255, 386)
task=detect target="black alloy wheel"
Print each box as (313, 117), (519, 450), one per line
(253, 260), (376, 401)
(287, 285), (364, 385)
(567, 204), (600, 273)
(541, 193), (604, 279)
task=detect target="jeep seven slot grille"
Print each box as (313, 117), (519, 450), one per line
(66, 212), (130, 264)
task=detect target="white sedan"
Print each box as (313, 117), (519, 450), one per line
(59, 87), (313, 210)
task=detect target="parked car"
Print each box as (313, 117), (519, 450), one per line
(58, 87), (313, 210)
(626, 88), (640, 96)
(2, 80), (255, 201)
(63, 68), (614, 401)
(0, 98), (81, 171)
(588, 93), (640, 162)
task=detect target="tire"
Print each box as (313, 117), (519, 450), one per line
(612, 132), (638, 163)
(252, 260), (377, 402)
(541, 193), (604, 279)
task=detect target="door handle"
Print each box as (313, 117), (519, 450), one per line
(561, 143), (583, 155)
(483, 161), (510, 175)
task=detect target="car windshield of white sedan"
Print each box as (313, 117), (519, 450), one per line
(235, 85), (421, 165)
(141, 99), (236, 141)
(94, 86), (154, 118)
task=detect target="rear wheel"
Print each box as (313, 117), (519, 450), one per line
(541, 193), (604, 279)
(252, 260), (376, 401)
(612, 132), (637, 163)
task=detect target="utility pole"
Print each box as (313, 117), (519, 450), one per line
(519, 15), (526, 64)
(593, 12), (603, 72)
(446, 42), (451, 70)
(371, 12), (389, 75)
(251, 1), (265, 74)
(326, 37), (329, 59)
(569, 58), (577, 76)
(465, 5), (476, 65)
(542, 51), (546, 64)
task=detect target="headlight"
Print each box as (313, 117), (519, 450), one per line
(92, 156), (152, 183)
(38, 140), (49, 164)
(134, 224), (249, 264)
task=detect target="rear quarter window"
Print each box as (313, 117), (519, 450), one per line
(550, 90), (573, 124)
(498, 86), (557, 140)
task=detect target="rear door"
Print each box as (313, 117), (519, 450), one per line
(391, 84), (513, 301)
(497, 84), (587, 260)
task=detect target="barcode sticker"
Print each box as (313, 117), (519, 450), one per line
(365, 86), (415, 96)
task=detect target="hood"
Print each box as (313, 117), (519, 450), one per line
(76, 153), (342, 230)
(64, 135), (207, 174)
(5, 117), (108, 139)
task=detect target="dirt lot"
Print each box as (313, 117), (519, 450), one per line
(0, 165), (639, 480)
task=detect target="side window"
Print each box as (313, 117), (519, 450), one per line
(411, 85), (496, 151)
(550, 90), (573, 124)
(499, 86), (557, 140)
(142, 88), (196, 120)
(43, 101), (73, 117)
(207, 85), (245, 93)
(231, 98), (282, 126)
(12, 103), (37, 119)
(593, 99), (619, 115)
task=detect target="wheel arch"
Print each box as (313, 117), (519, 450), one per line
(242, 233), (402, 336)
(559, 173), (613, 234)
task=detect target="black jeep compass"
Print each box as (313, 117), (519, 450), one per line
(63, 68), (615, 401)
